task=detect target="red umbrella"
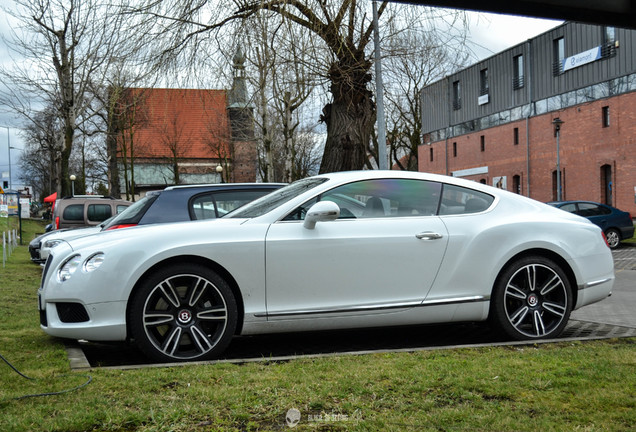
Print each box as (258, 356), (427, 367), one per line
(44, 192), (57, 213)
(43, 192), (57, 203)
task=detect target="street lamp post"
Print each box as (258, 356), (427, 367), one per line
(70, 174), (76, 196)
(552, 118), (564, 201)
(5, 127), (11, 190)
(216, 165), (224, 183)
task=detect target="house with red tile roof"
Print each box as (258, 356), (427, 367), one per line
(109, 49), (256, 198)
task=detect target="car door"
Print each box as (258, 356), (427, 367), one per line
(576, 202), (611, 231)
(264, 178), (449, 319)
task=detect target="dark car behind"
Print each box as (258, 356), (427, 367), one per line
(101, 183), (284, 231)
(548, 200), (634, 248)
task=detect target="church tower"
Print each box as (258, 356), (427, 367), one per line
(227, 45), (257, 182)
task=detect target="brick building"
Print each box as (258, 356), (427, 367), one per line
(419, 22), (636, 215)
(111, 48), (256, 198)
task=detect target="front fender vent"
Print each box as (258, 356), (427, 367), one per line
(56, 302), (89, 323)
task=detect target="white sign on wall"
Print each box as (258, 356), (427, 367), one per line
(562, 46), (602, 72)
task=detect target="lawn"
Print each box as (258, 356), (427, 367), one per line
(0, 219), (635, 431)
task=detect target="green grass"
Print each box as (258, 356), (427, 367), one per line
(1, 223), (635, 431)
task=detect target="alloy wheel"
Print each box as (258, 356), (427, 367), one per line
(502, 263), (569, 338)
(141, 273), (230, 360)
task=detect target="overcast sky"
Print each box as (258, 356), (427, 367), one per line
(0, 10), (561, 191)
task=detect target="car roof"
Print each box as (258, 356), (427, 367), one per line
(162, 183), (285, 191)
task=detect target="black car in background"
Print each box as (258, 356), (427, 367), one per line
(102, 183), (285, 231)
(548, 200), (634, 249)
(29, 183), (284, 263)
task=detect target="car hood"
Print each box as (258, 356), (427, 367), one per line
(64, 217), (249, 253)
(30, 228), (74, 246)
(44, 226), (103, 243)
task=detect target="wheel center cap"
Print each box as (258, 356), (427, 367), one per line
(527, 294), (539, 307)
(177, 309), (193, 324)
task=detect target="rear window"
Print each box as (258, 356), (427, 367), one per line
(439, 184), (494, 215)
(87, 204), (113, 222)
(62, 204), (84, 221)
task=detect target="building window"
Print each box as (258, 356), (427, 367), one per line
(453, 142), (457, 157)
(430, 147), (434, 162)
(480, 135), (485, 152)
(513, 54), (524, 89)
(602, 106), (610, 127)
(553, 37), (565, 75)
(602, 27), (617, 57)
(479, 68), (489, 96)
(513, 128), (519, 145)
(604, 26), (616, 43)
(513, 175), (521, 194)
(452, 80), (461, 110)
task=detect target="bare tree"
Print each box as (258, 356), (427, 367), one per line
(381, 16), (471, 170)
(241, 7), (318, 182)
(0, 0), (155, 196)
(109, 88), (152, 199)
(134, 1), (469, 174)
(17, 105), (61, 199)
(157, 111), (192, 185)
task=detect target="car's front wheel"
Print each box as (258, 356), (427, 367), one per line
(128, 263), (238, 362)
(491, 256), (572, 340)
(605, 228), (621, 249)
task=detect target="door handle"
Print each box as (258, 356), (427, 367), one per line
(416, 232), (443, 240)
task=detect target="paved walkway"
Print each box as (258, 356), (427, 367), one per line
(570, 244), (636, 328)
(612, 243), (636, 270)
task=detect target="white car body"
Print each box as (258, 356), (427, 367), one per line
(38, 171), (614, 362)
(39, 226), (102, 263)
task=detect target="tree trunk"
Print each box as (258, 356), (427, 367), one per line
(319, 58), (375, 174)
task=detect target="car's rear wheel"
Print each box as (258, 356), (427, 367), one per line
(491, 256), (572, 340)
(129, 263), (237, 362)
(605, 228), (621, 249)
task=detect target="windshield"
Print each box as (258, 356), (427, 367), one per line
(227, 178), (327, 218)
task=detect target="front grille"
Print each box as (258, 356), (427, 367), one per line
(29, 245), (40, 260)
(56, 302), (90, 323)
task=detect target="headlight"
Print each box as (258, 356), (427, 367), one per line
(57, 255), (82, 282)
(44, 239), (63, 249)
(84, 253), (105, 272)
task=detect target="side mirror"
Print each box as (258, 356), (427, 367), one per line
(303, 201), (340, 229)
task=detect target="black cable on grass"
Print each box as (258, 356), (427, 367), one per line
(1, 352), (92, 400)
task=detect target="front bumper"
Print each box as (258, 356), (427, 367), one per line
(38, 295), (128, 341)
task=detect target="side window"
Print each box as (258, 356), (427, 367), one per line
(62, 204), (84, 221)
(439, 184), (494, 215)
(190, 190), (274, 220)
(214, 190), (273, 217)
(577, 203), (610, 217)
(560, 203), (578, 213)
(87, 204), (113, 222)
(283, 179), (442, 221)
(116, 205), (129, 214)
(190, 195), (218, 220)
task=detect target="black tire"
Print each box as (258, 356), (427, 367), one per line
(605, 228), (621, 249)
(128, 263), (238, 362)
(491, 256), (572, 340)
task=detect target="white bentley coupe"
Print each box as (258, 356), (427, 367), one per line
(38, 171), (614, 362)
